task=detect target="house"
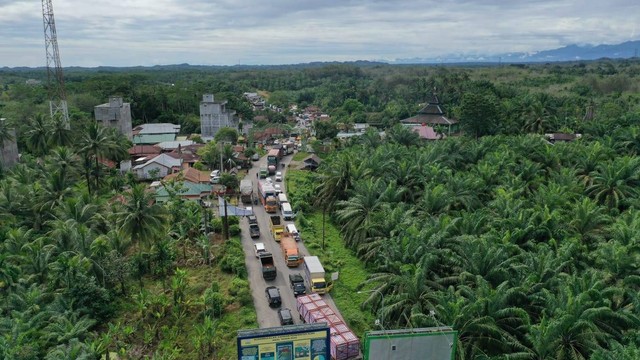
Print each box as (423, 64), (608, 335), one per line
(252, 127), (286, 143)
(128, 145), (162, 166)
(163, 167), (211, 184)
(154, 181), (212, 203)
(156, 140), (195, 152)
(301, 154), (322, 171)
(545, 133), (582, 143)
(166, 143), (203, 167)
(409, 124), (443, 140)
(133, 153), (182, 179)
(132, 123), (181, 145)
(400, 92), (458, 135)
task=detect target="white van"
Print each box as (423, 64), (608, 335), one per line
(286, 224), (301, 242)
(281, 203), (295, 220)
(278, 193), (288, 205)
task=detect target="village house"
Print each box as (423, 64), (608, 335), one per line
(400, 92), (458, 135)
(133, 153), (182, 179)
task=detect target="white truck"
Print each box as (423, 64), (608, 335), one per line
(303, 256), (328, 294)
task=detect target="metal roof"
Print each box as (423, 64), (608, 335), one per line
(133, 134), (176, 144)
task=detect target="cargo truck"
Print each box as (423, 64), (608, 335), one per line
(259, 252), (277, 281)
(269, 215), (285, 241)
(296, 294), (360, 360)
(258, 181), (278, 213)
(303, 256), (328, 294)
(280, 234), (302, 267)
(240, 179), (253, 204)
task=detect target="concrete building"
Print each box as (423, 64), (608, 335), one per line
(0, 118), (19, 168)
(199, 94), (237, 141)
(94, 96), (133, 139)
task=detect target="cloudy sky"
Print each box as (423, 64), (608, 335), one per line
(1, 0), (638, 67)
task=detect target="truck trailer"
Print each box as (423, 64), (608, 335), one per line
(296, 294), (360, 360)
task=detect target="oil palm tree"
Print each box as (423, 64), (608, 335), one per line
(586, 156), (640, 211)
(314, 151), (360, 210)
(334, 178), (391, 248)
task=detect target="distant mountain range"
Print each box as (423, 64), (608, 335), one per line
(389, 40), (640, 64)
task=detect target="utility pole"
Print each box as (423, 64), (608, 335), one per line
(322, 206), (326, 250)
(41, 0), (70, 127)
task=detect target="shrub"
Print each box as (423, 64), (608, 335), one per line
(66, 274), (113, 321)
(229, 224), (241, 236)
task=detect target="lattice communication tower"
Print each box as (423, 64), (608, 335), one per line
(42, 0), (69, 127)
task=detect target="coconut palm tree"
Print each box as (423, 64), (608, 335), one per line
(48, 113), (73, 148)
(78, 123), (116, 194)
(25, 113), (50, 157)
(117, 184), (168, 286)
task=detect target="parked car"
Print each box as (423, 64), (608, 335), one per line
(265, 286), (282, 308)
(251, 153), (260, 161)
(275, 171), (283, 182)
(278, 308), (294, 325)
(210, 170), (221, 184)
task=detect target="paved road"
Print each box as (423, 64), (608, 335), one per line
(239, 153), (344, 329)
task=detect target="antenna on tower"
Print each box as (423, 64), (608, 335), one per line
(42, 0), (69, 128)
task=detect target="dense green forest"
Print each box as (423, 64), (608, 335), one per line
(2, 59), (640, 359)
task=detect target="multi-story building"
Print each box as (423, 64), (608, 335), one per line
(199, 94), (237, 141)
(94, 96), (133, 139)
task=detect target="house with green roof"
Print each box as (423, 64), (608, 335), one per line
(154, 181), (212, 203)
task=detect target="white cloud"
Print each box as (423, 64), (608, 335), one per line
(0, 0), (638, 67)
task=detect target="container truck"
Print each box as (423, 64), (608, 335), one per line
(296, 294), (360, 360)
(269, 215), (285, 241)
(280, 234), (302, 267)
(259, 252), (277, 281)
(303, 256), (328, 294)
(240, 179), (253, 204)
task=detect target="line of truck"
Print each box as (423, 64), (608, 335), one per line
(297, 293), (360, 360)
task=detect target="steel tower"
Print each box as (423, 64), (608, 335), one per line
(41, 0), (69, 127)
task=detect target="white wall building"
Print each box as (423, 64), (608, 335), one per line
(95, 96), (133, 139)
(199, 94), (237, 141)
